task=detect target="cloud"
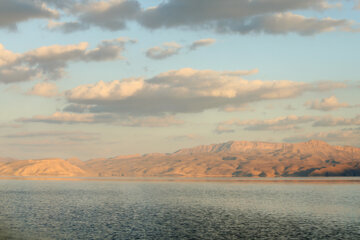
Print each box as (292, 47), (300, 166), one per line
(146, 42), (182, 60)
(220, 104), (254, 112)
(313, 115), (360, 127)
(16, 111), (183, 128)
(119, 115), (184, 127)
(27, 82), (59, 97)
(3, 130), (100, 142)
(283, 129), (360, 146)
(138, 0), (355, 35)
(217, 115), (317, 132)
(0, 0), (58, 30)
(216, 12), (353, 36)
(47, 0), (140, 33)
(189, 39), (216, 51)
(0, 37), (135, 83)
(17, 112), (99, 124)
(65, 68), (345, 116)
(216, 114), (360, 133)
(47, 20), (89, 33)
(214, 125), (235, 134)
(169, 134), (199, 141)
(305, 96), (349, 111)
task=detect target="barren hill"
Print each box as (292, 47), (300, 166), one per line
(0, 158), (87, 177)
(1, 140), (359, 177)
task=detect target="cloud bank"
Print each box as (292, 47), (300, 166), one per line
(64, 68), (346, 116)
(2, 0), (358, 36)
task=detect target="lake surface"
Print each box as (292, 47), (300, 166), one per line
(0, 178), (359, 239)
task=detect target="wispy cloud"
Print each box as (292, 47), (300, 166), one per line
(27, 82), (59, 97)
(216, 114), (360, 133)
(305, 96), (349, 111)
(146, 42), (182, 60)
(284, 128), (360, 146)
(0, 37), (136, 83)
(189, 39), (216, 51)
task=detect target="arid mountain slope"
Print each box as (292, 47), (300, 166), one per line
(83, 140), (360, 177)
(0, 158), (87, 177)
(1, 140), (359, 177)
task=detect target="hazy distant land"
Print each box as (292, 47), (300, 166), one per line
(1, 140), (359, 178)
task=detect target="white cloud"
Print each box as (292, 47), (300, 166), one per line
(27, 82), (59, 97)
(64, 68), (346, 116)
(0, 37), (135, 83)
(189, 39), (216, 51)
(305, 96), (349, 111)
(146, 42), (182, 60)
(67, 68), (349, 117)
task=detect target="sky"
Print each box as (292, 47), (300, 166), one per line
(0, 0), (359, 160)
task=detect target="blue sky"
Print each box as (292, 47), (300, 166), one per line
(0, 0), (359, 160)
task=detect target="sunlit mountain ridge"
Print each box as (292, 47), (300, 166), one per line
(1, 140), (359, 177)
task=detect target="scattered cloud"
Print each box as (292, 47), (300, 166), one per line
(65, 68), (345, 116)
(146, 42), (182, 60)
(169, 134), (199, 141)
(220, 105), (254, 112)
(27, 82), (59, 97)
(16, 111), (183, 127)
(283, 128), (360, 146)
(138, 0), (355, 35)
(217, 115), (316, 132)
(17, 112), (100, 124)
(0, 37), (135, 83)
(47, 0), (140, 33)
(47, 20), (89, 33)
(216, 114), (360, 133)
(0, 0), (58, 30)
(313, 115), (360, 127)
(3, 130), (100, 142)
(305, 96), (349, 111)
(189, 39), (216, 51)
(2, 0), (359, 36)
(0, 123), (22, 129)
(119, 115), (184, 127)
(215, 125), (235, 135)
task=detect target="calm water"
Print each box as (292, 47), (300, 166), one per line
(0, 179), (359, 239)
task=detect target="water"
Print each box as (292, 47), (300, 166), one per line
(0, 179), (359, 239)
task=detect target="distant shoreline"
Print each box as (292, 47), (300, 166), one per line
(1, 176), (360, 183)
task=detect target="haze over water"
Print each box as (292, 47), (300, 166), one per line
(0, 179), (359, 239)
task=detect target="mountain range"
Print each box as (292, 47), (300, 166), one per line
(1, 140), (359, 177)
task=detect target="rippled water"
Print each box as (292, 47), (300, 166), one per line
(0, 179), (359, 239)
